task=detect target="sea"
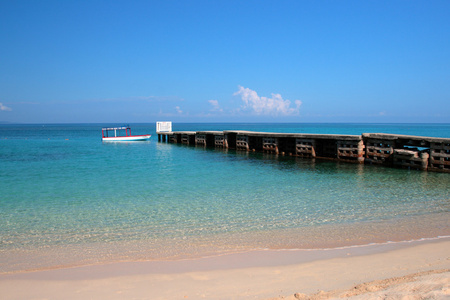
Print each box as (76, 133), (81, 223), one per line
(1, 123), (449, 273)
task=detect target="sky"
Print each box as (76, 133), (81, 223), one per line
(1, 0), (449, 124)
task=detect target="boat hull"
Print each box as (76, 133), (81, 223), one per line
(102, 135), (151, 142)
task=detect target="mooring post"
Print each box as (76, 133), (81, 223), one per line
(421, 152), (429, 170)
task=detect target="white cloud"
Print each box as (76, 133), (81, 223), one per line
(208, 100), (223, 112)
(175, 106), (183, 114)
(0, 102), (12, 111)
(233, 86), (301, 115)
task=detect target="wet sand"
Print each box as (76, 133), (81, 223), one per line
(1, 238), (449, 299)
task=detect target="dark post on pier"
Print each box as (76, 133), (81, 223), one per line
(156, 125), (450, 173)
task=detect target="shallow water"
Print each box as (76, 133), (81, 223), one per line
(1, 123), (449, 272)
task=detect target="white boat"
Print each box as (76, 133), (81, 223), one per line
(102, 126), (151, 142)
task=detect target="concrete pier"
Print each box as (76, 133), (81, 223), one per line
(157, 130), (450, 173)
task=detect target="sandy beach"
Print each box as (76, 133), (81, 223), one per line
(1, 238), (449, 299)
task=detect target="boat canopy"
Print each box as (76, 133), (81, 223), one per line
(102, 126), (131, 138)
(102, 126), (129, 131)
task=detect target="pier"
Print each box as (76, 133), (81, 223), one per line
(157, 130), (450, 173)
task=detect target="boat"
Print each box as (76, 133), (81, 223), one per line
(102, 126), (151, 142)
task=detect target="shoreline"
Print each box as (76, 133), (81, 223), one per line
(2, 234), (450, 276)
(2, 211), (449, 275)
(1, 237), (449, 299)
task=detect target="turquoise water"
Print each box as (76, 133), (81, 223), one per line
(1, 123), (449, 272)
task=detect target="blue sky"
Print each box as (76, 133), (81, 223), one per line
(1, 0), (449, 123)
